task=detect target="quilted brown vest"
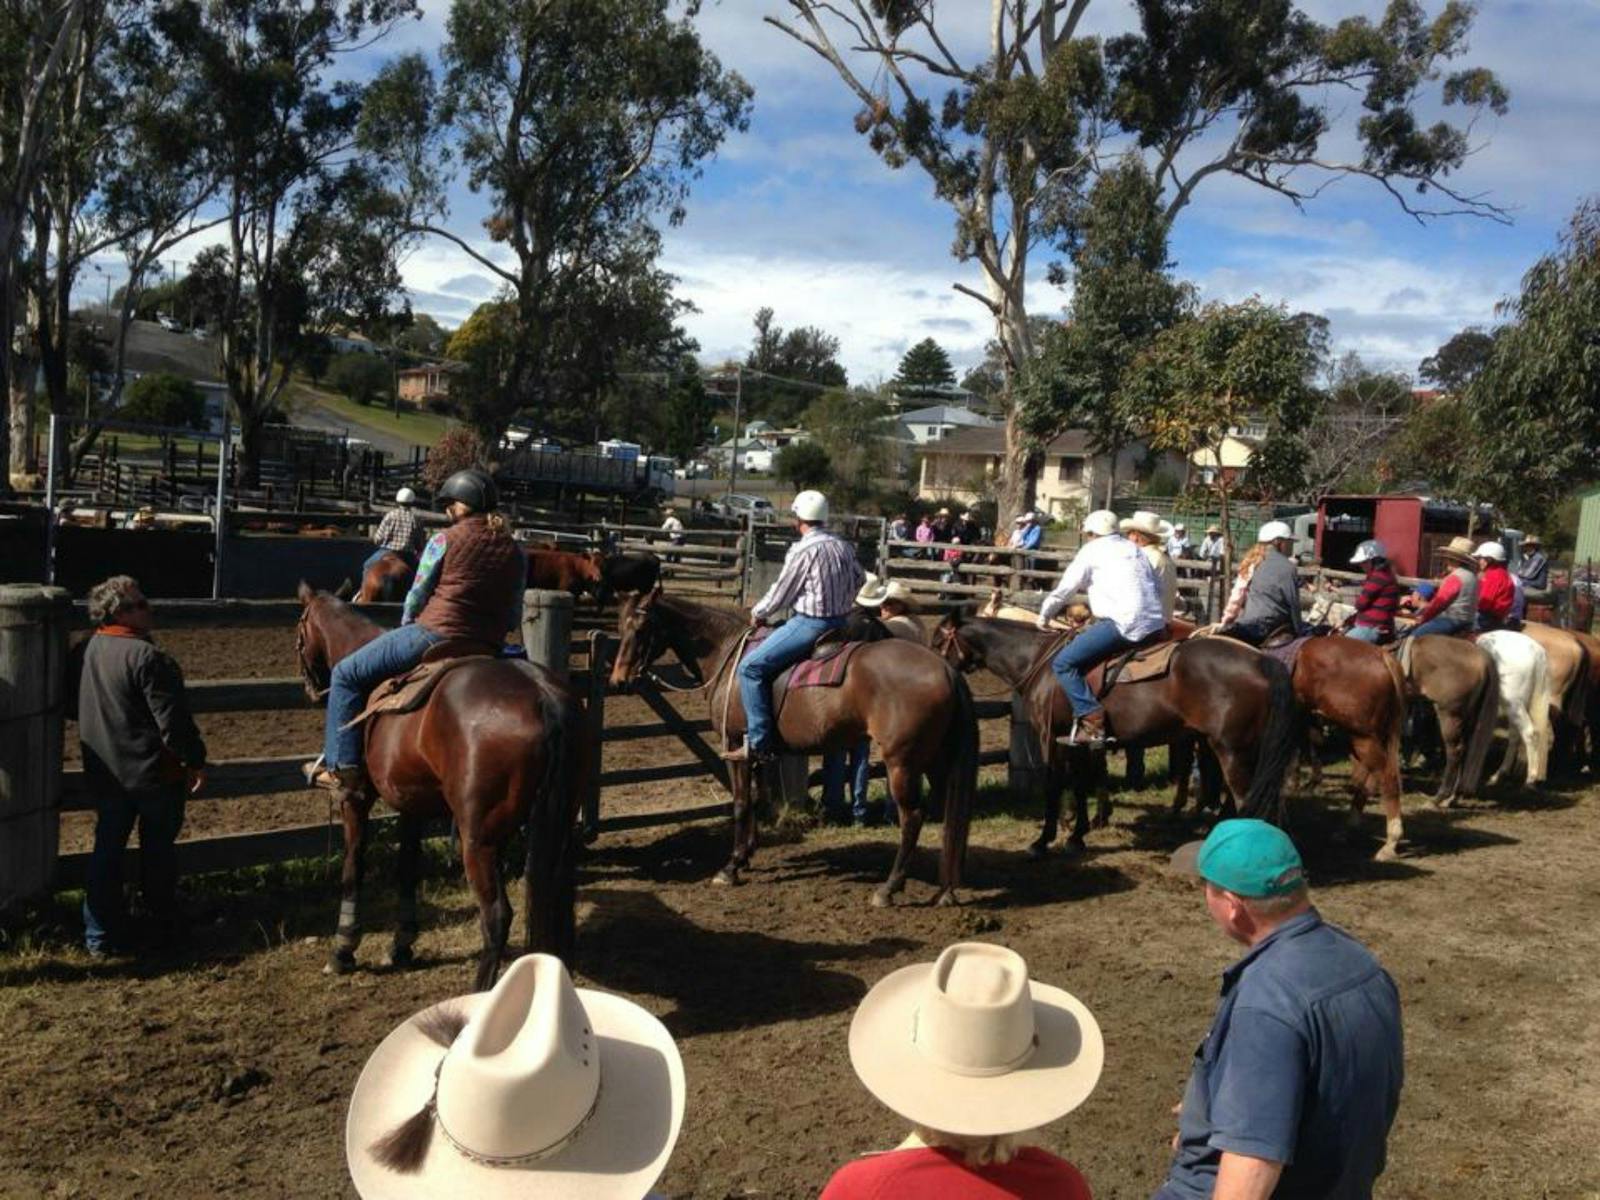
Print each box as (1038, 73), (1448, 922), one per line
(417, 515), (525, 644)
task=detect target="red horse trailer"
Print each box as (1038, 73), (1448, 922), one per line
(1316, 495), (1498, 579)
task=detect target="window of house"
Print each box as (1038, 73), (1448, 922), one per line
(1057, 457), (1083, 483)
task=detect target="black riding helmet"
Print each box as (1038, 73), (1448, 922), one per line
(438, 468), (498, 513)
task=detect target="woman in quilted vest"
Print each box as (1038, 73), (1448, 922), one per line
(306, 468), (527, 793)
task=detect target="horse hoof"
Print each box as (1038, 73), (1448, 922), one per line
(1063, 838), (1087, 858)
(870, 887), (893, 909)
(1431, 796), (1456, 810)
(323, 950), (356, 976)
(1026, 839), (1052, 860)
(711, 869), (737, 887)
(1374, 843), (1399, 863)
(386, 946), (417, 970)
(935, 889), (962, 908)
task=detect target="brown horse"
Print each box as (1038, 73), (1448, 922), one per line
(1401, 635), (1501, 807)
(356, 551), (413, 603)
(294, 583), (587, 989)
(1287, 637), (1409, 859)
(1519, 622), (1592, 772)
(933, 613), (1301, 850)
(526, 548), (604, 603)
(608, 590), (977, 907)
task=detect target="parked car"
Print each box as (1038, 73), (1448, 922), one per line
(713, 493), (776, 522)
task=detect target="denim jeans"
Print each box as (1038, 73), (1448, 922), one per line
(1051, 619), (1137, 718)
(737, 614), (846, 753)
(323, 623), (444, 768)
(83, 776), (186, 952)
(1407, 615), (1469, 639)
(1344, 624), (1385, 643)
(822, 740), (871, 820)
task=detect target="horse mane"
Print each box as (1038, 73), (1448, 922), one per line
(654, 593), (745, 641)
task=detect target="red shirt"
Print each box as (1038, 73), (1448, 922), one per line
(819, 1146), (1092, 1199)
(1477, 563), (1514, 620)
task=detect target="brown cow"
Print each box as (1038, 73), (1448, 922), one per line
(525, 547), (604, 601)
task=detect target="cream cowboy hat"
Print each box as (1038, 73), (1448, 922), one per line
(856, 574), (917, 609)
(1120, 510), (1174, 541)
(848, 942), (1103, 1138)
(346, 954), (685, 1200)
(1438, 536), (1478, 566)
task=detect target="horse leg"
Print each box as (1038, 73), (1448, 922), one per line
(326, 795), (370, 976)
(930, 761), (964, 908)
(1171, 738), (1193, 814)
(1351, 735), (1403, 861)
(1490, 708), (1529, 788)
(1063, 747), (1092, 853)
(714, 762), (751, 886)
(1029, 756), (1064, 859)
(1433, 708), (1465, 808)
(1092, 747), (1113, 829)
(463, 839), (511, 992)
(388, 812), (423, 968)
(1214, 748), (1260, 823)
(873, 763), (925, 908)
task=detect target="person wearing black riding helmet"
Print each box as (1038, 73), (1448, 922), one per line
(305, 468), (527, 794)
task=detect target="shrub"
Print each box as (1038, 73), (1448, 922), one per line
(121, 372), (207, 429)
(327, 353), (392, 406)
(422, 427), (489, 492)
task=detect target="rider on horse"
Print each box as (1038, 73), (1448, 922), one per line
(363, 487), (427, 579)
(1402, 536), (1479, 639)
(1342, 539), (1402, 644)
(723, 489), (864, 763)
(1037, 508), (1165, 747)
(1473, 541), (1516, 631)
(307, 469), (526, 794)
(1222, 521), (1305, 646)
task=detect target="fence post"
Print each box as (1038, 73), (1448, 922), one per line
(0, 584), (71, 908)
(582, 632), (607, 840)
(521, 589), (574, 682)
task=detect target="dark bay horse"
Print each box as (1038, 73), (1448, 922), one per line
(295, 583), (587, 989)
(934, 614), (1300, 850)
(356, 551), (413, 603)
(608, 590), (978, 907)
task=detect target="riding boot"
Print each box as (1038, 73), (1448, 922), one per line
(1056, 709), (1111, 748)
(305, 761), (366, 799)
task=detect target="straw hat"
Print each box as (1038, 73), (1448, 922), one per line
(1438, 536), (1478, 566)
(1206, 524), (1222, 535)
(1120, 510), (1174, 542)
(847, 942), (1103, 1138)
(856, 574), (916, 610)
(1521, 533), (1541, 547)
(345, 955), (684, 1200)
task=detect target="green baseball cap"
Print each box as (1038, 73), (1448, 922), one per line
(1170, 819), (1306, 897)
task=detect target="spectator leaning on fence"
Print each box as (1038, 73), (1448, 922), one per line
(1157, 820), (1404, 1200)
(77, 575), (207, 959)
(1198, 525), (1227, 567)
(819, 941), (1102, 1200)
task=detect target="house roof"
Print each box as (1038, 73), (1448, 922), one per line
(898, 404), (997, 427)
(398, 361), (466, 377)
(919, 426), (1092, 457)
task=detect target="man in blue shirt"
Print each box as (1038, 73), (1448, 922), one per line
(1157, 820), (1404, 1200)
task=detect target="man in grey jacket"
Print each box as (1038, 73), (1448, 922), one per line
(1225, 521), (1306, 646)
(78, 576), (207, 957)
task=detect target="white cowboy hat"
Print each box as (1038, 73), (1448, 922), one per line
(1257, 520), (1294, 543)
(1120, 510), (1174, 541)
(346, 955), (684, 1200)
(1082, 509), (1119, 538)
(848, 942), (1103, 1138)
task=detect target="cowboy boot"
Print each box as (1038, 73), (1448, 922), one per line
(1055, 709), (1111, 748)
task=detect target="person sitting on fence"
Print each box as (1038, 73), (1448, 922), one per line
(363, 487), (426, 578)
(77, 575), (207, 959)
(1400, 537), (1480, 640)
(307, 469), (526, 795)
(1517, 533), (1550, 595)
(1341, 539), (1402, 644)
(1037, 509), (1165, 748)
(724, 489), (864, 764)
(1220, 522), (1304, 647)
(1473, 541), (1516, 631)
(818, 941), (1101, 1200)
(1198, 524), (1227, 568)
(1166, 522), (1195, 563)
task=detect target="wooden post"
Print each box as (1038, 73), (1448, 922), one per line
(582, 632), (608, 839)
(521, 589), (574, 682)
(1008, 692), (1045, 810)
(0, 585), (71, 908)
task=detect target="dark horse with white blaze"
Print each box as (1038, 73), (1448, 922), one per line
(609, 590), (978, 907)
(933, 614), (1302, 851)
(295, 583), (587, 989)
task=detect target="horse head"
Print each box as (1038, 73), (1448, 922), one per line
(932, 608), (983, 673)
(610, 586), (667, 689)
(295, 581), (334, 705)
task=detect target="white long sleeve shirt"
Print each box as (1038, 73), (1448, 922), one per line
(1038, 533), (1167, 639)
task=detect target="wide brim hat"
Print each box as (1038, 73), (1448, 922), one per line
(1521, 534), (1541, 546)
(1205, 525), (1222, 535)
(856, 572), (889, 606)
(848, 945), (1103, 1138)
(1438, 535), (1478, 566)
(1120, 511), (1174, 541)
(882, 580), (917, 610)
(347, 974), (684, 1200)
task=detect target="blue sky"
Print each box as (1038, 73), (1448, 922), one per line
(131, 0), (1600, 385)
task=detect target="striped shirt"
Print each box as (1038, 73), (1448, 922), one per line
(1351, 561), (1402, 633)
(373, 507), (425, 555)
(752, 528), (865, 620)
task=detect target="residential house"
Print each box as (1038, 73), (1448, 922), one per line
(917, 427), (1151, 518)
(893, 403), (999, 446)
(397, 362), (464, 405)
(1189, 433), (1262, 487)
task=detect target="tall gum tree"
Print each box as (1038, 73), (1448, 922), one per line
(767, 0), (1509, 524)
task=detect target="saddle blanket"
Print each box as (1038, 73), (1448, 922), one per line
(341, 652), (490, 730)
(1260, 635), (1312, 674)
(739, 626), (866, 690)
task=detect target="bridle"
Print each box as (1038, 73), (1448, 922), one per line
(932, 622), (980, 673)
(295, 607), (331, 704)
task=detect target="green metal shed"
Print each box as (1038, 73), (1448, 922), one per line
(1575, 488), (1600, 565)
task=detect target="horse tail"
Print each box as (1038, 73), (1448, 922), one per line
(1459, 649), (1501, 796)
(1381, 648), (1407, 773)
(1527, 640), (1554, 781)
(939, 663), (978, 894)
(1242, 654), (1303, 825)
(524, 668), (584, 965)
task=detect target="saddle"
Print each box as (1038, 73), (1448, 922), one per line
(1026, 626), (1180, 759)
(341, 642), (498, 730)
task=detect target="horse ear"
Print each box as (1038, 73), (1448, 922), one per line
(334, 578), (355, 600)
(644, 583), (662, 606)
(942, 605), (961, 627)
(297, 580), (318, 605)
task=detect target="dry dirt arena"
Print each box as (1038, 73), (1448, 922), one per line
(3, 622), (1599, 1199)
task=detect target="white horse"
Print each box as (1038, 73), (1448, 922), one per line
(1476, 630), (1553, 786)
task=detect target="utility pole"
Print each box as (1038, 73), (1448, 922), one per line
(728, 364), (742, 499)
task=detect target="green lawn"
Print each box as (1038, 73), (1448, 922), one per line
(290, 381), (453, 447)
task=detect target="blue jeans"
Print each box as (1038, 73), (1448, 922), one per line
(83, 777), (186, 952)
(822, 740), (871, 820)
(1344, 624), (1384, 644)
(323, 623), (443, 769)
(1407, 615), (1469, 639)
(1051, 619), (1137, 718)
(737, 614), (845, 753)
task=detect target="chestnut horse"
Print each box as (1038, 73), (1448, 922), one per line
(526, 548), (604, 603)
(294, 583), (587, 989)
(609, 590), (977, 907)
(356, 551), (413, 603)
(933, 614), (1301, 850)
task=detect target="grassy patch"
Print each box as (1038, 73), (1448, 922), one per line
(289, 381), (453, 447)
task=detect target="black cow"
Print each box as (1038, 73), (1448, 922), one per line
(597, 551), (662, 605)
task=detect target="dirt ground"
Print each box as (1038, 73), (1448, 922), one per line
(9, 625), (1600, 1198)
